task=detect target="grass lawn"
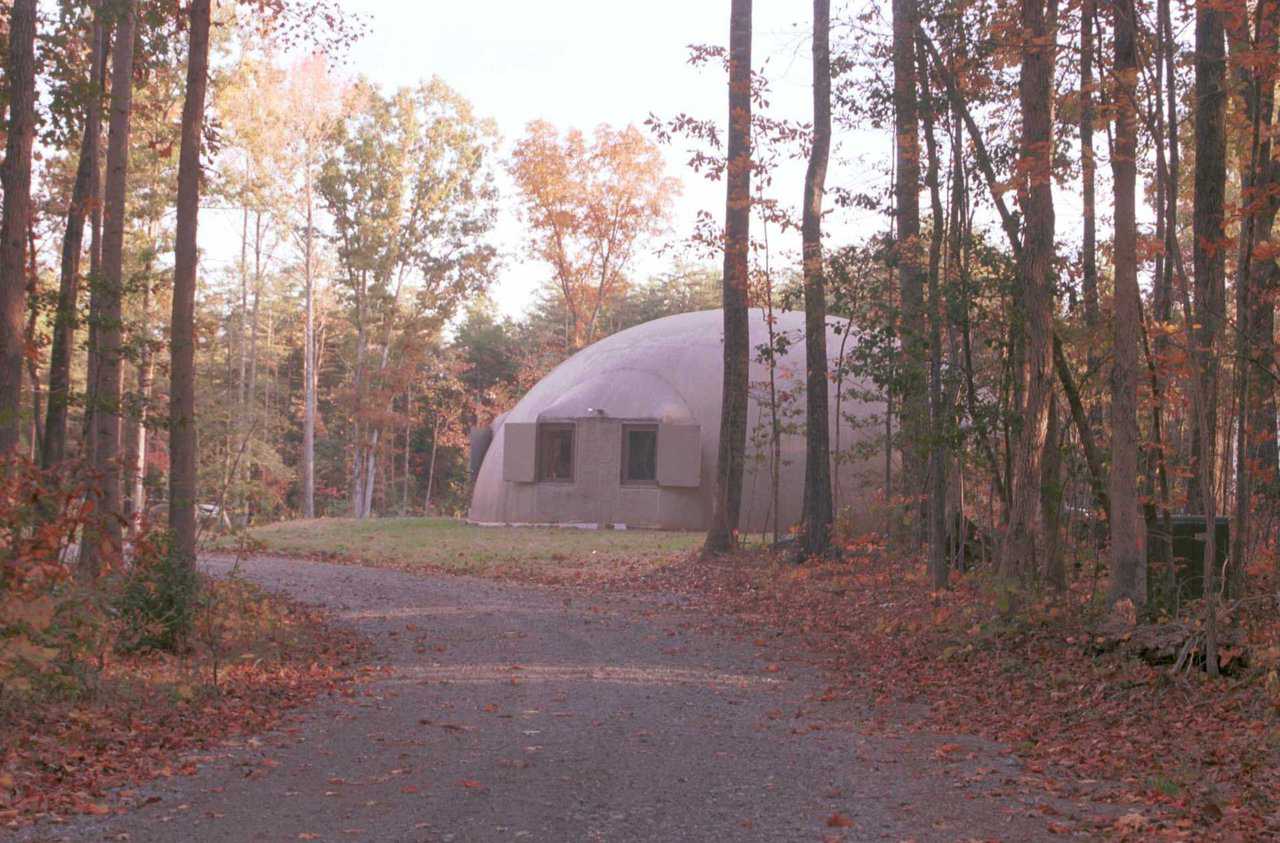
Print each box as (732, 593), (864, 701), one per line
(228, 517), (702, 583)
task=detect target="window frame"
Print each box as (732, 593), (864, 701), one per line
(620, 423), (660, 486)
(536, 422), (576, 483)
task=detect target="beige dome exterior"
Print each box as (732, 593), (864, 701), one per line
(467, 308), (886, 533)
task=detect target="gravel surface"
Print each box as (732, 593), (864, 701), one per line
(22, 554), (1104, 842)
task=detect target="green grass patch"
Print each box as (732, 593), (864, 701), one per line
(232, 517), (701, 583)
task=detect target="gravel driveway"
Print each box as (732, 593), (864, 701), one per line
(24, 555), (1101, 842)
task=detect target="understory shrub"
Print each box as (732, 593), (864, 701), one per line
(113, 530), (203, 654)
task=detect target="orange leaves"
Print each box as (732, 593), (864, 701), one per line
(625, 548), (1280, 838)
(825, 812), (856, 828)
(508, 121), (679, 350)
(1, 577), (364, 829)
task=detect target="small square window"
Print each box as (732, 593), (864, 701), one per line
(537, 423), (575, 482)
(622, 425), (658, 484)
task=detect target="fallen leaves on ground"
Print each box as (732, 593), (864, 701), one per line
(615, 545), (1280, 841)
(0, 581), (365, 829)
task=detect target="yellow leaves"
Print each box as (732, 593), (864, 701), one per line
(1113, 812), (1148, 833)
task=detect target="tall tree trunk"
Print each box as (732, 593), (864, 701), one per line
(916, 37), (948, 589)
(1228, 1), (1280, 586)
(83, 88), (107, 461)
(238, 204), (249, 408)
(302, 168), (317, 518)
(23, 226), (43, 461)
(122, 262), (153, 532)
(43, 6), (108, 469)
(892, 0), (926, 529)
(999, 0), (1058, 590)
(349, 277), (368, 517)
(1041, 394), (1065, 590)
(401, 391), (412, 516)
(1108, 0), (1145, 608)
(1193, 2), (1228, 676)
(81, 2), (136, 579)
(168, 0), (212, 567)
(1079, 0), (1101, 388)
(244, 213), (263, 523)
(802, 0), (833, 557)
(0, 0), (37, 454)
(425, 417), (440, 515)
(705, 0), (752, 554)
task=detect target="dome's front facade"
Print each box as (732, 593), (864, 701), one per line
(467, 308), (886, 533)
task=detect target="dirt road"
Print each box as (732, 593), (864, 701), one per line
(25, 555), (1098, 841)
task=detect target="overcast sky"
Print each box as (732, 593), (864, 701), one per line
(202, 0), (891, 320)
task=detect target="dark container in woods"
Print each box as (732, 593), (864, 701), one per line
(1147, 515), (1230, 609)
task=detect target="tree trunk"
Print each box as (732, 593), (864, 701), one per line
(1079, 0), (1101, 391)
(302, 168), (317, 518)
(0, 0), (37, 454)
(892, 0), (926, 528)
(81, 1), (136, 579)
(1228, 1), (1280, 590)
(1108, 0), (1145, 608)
(1041, 394), (1065, 590)
(1193, 2), (1227, 676)
(43, 6), (108, 469)
(82, 69), (108, 461)
(705, 0), (752, 554)
(425, 417), (439, 515)
(122, 261), (152, 533)
(999, 0), (1058, 591)
(168, 0), (212, 567)
(23, 225), (43, 462)
(801, 0), (833, 557)
(916, 36), (948, 589)
(401, 392), (412, 516)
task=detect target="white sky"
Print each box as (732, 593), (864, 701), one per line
(201, 0), (889, 320)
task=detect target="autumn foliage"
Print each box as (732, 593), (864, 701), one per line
(0, 456), (365, 827)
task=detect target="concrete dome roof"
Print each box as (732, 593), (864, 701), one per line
(468, 307), (885, 533)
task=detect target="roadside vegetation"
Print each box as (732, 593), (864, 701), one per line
(0, 465), (363, 829)
(620, 537), (1280, 839)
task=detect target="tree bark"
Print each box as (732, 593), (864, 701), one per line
(1079, 0), (1101, 389)
(43, 6), (108, 469)
(705, 0), (752, 554)
(0, 0), (37, 454)
(169, 0), (212, 567)
(1227, 1), (1280, 589)
(302, 167), (317, 518)
(1193, 2), (1227, 676)
(916, 36), (948, 588)
(1108, 0), (1145, 608)
(801, 0), (833, 557)
(892, 0), (927, 527)
(122, 261), (153, 532)
(1041, 394), (1065, 590)
(999, 0), (1058, 590)
(81, 1), (136, 579)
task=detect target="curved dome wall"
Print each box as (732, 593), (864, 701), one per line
(467, 308), (885, 533)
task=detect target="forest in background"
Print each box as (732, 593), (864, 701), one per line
(5, 0), (1280, 834)
(2, 0), (1280, 693)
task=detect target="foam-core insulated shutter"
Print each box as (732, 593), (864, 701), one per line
(656, 424), (701, 487)
(502, 423), (537, 482)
